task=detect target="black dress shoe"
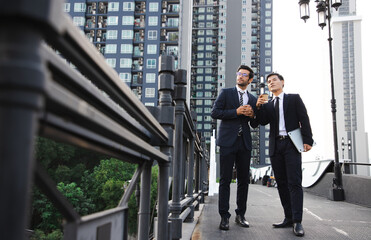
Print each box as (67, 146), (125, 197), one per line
(272, 218), (293, 228)
(293, 223), (305, 237)
(219, 217), (229, 230)
(235, 215), (249, 228)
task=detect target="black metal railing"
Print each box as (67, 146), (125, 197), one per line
(0, 1), (208, 239)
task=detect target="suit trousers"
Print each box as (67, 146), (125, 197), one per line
(271, 138), (303, 223)
(218, 136), (251, 218)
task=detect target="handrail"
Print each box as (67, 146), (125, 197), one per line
(0, 1), (208, 240)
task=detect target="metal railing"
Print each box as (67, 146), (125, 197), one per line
(0, 0), (208, 239)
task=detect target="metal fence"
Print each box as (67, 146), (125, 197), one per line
(0, 0), (208, 239)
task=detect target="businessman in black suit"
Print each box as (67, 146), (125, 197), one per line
(211, 65), (259, 231)
(256, 72), (313, 237)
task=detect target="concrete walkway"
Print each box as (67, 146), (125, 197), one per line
(188, 183), (371, 240)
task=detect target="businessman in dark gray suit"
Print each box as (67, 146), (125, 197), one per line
(256, 72), (313, 237)
(211, 65), (259, 231)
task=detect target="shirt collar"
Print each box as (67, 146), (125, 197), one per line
(236, 85), (247, 94)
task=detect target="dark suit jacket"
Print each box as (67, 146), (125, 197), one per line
(257, 93), (313, 156)
(211, 87), (259, 151)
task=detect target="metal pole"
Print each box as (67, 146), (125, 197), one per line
(169, 69), (187, 239)
(137, 161), (153, 240)
(0, 24), (46, 240)
(155, 55), (175, 240)
(326, 0), (344, 200)
(185, 112), (196, 221)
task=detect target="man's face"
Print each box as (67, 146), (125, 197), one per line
(267, 75), (284, 93)
(236, 69), (253, 87)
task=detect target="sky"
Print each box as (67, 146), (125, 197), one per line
(272, 1), (371, 162)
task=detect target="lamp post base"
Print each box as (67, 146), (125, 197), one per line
(329, 188), (345, 201)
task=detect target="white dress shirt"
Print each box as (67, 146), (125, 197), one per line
(275, 92), (287, 136)
(236, 86), (249, 105)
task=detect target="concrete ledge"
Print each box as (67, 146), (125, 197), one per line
(304, 172), (371, 207)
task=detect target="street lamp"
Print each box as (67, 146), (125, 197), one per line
(341, 137), (352, 173)
(298, 0), (345, 201)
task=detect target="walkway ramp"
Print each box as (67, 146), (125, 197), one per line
(190, 184), (371, 240)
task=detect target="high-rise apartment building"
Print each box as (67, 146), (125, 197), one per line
(64, 0), (192, 107)
(191, 0), (272, 166)
(332, 0), (369, 176)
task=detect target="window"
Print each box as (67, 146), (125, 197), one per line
(145, 88), (155, 98)
(72, 17), (85, 26)
(198, 15), (205, 21)
(122, 30), (133, 39)
(265, 66), (272, 72)
(106, 58), (116, 68)
(265, 26), (272, 32)
(119, 73), (132, 82)
(266, 19), (272, 24)
(74, 3), (86, 12)
(64, 3), (70, 12)
(106, 30), (118, 39)
(265, 34), (272, 40)
(167, 18), (178, 27)
(148, 30), (157, 40)
(206, 15), (213, 20)
(107, 16), (118, 25)
(120, 58), (132, 68)
(108, 2), (119, 12)
(123, 2), (134, 11)
(266, 3), (272, 9)
(146, 73), (156, 83)
(105, 44), (117, 54)
(147, 59), (156, 69)
(147, 44), (157, 54)
(148, 16), (158, 26)
(265, 11), (272, 17)
(145, 102), (155, 106)
(265, 42), (272, 48)
(197, 45), (204, 51)
(122, 16), (134, 25)
(149, 2), (159, 12)
(120, 44), (133, 53)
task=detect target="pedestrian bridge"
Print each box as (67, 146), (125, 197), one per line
(187, 182), (371, 240)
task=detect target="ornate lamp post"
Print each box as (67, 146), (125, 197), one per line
(298, 0), (345, 201)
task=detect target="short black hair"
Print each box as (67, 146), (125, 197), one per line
(266, 72), (284, 81)
(237, 65), (254, 79)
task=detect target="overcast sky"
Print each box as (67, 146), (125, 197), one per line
(272, 1), (371, 162)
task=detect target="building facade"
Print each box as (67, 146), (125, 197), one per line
(332, 0), (369, 175)
(64, 0), (192, 107)
(191, 0), (272, 166)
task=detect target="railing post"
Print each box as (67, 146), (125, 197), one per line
(0, 24), (46, 240)
(169, 69), (187, 239)
(185, 111), (197, 222)
(200, 137), (206, 203)
(195, 145), (200, 194)
(152, 55), (176, 240)
(137, 161), (153, 240)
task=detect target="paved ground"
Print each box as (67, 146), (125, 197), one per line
(188, 183), (371, 240)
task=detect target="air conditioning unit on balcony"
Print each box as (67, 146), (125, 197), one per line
(161, 15), (167, 23)
(139, 44), (144, 50)
(98, 16), (103, 23)
(160, 43), (166, 51)
(162, 1), (167, 9)
(161, 29), (166, 36)
(90, 30), (95, 36)
(97, 30), (102, 37)
(140, 30), (145, 37)
(141, 2), (146, 8)
(92, 2), (96, 9)
(91, 16), (96, 22)
(138, 58), (143, 65)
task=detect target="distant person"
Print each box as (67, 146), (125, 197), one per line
(256, 72), (313, 237)
(211, 65), (259, 231)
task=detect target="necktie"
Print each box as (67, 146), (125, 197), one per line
(238, 91), (244, 135)
(275, 97), (280, 136)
